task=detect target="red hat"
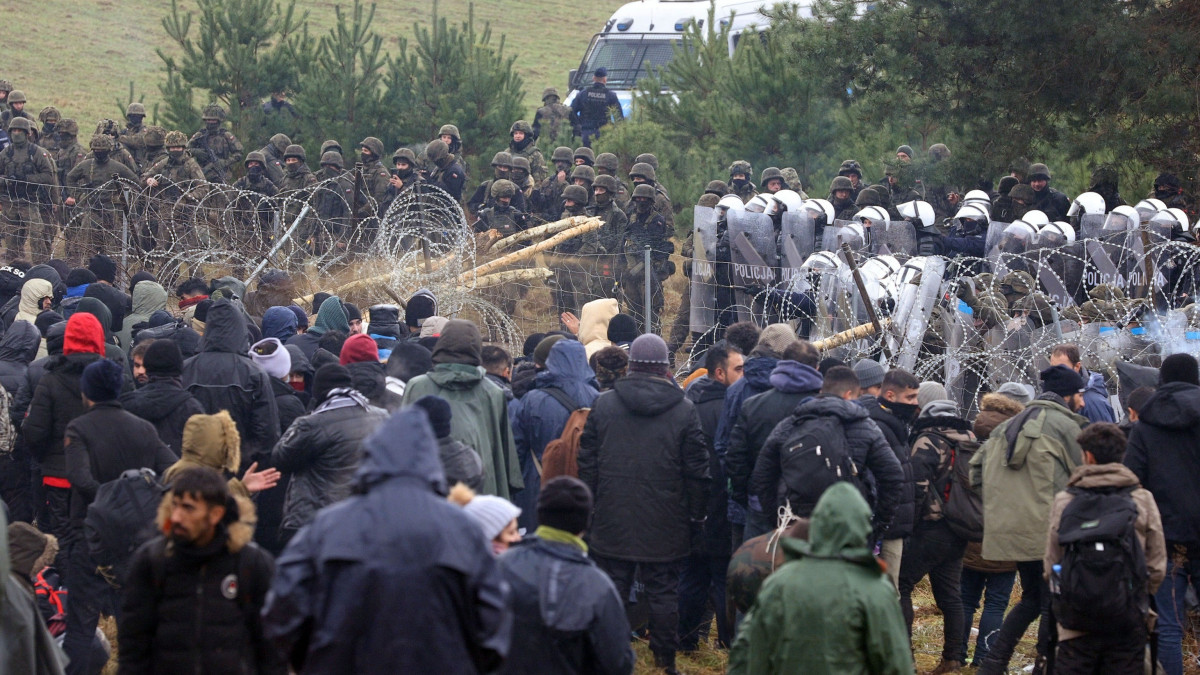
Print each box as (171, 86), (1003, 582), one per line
(63, 312), (105, 356)
(339, 333), (379, 365)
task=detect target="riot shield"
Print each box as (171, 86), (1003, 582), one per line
(889, 256), (946, 371)
(986, 222), (1037, 277)
(822, 220), (867, 254)
(983, 221), (1011, 255)
(780, 210), (816, 287)
(690, 205), (720, 334)
(1036, 242), (1085, 307)
(868, 220), (917, 258)
(727, 209), (777, 323)
(943, 297), (985, 417)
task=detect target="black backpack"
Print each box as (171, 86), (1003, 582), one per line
(778, 413), (862, 517)
(926, 431), (984, 542)
(1051, 485), (1148, 634)
(84, 468), (166, 588)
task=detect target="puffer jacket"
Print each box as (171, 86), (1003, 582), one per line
(22, 352), (101, 478)
(0, 319), (41, 396)
(860, 395), (916, 539)
(119, 377), (206, 457)
(270, 395), (388, 531)
(1125, 381), (1200, 551)
(129, 318), (202, 359)
(578, 372), (710, 562)
(345, 361), (403, 412)
(182, 300), (279, 462)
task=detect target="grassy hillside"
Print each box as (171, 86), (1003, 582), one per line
(2, 0), (624, 132)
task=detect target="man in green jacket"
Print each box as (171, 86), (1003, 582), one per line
(728, 482), (914, 675)
(969, 365), (1088, 675)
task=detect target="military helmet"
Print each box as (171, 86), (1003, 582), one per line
(0, 80), (11, 93)
(541, 87), (559, 102)
(7, 117), (31, 132)
(89, 134), (115, 151)
(359, 136), (384, 158)
(632, 183), (656, 200)
(831, 176), (853, 192)
(551, 146), (573, 164)
(7, 90), (26, 104)
(594, 174), (620, 193)
(855, 185), (883, 207)
(509, 120), (533, 136)
(143, 125), (166, 146)
(38, 106), (61, 124)
(595, 152), (619, 173)
(320, 151), (344, 168)
(163, 130), (188, 147)
(728, 160), (752, 177)
(392, 147), (417, 165)
(838, 159), (862, 178)
(490, 179), (517, 199)
(283, 144), (306, 162)
(571, 165), (595, 185)
(424, 139), (449, 164)
(634, 153), (659, 171)
(574, 147), (595, 165)
(698, 193), (721, 208)
(270, 133), (292, 154)
(705, 180), (728, 196)
(201, 104), (226, 121)
(1009, 183), (1035, 204)
(563, 184), (589, 205)
(1028, 163), (1051, 181)
(245, 151), (267, 167)
(58, 119), (79, 136)
(629, 162), (655, 182)
(510, 156), (531, 172)
(437, 124), (460, 140)
(760, 166), (783, 185)
(320, 139), (343, 156)
(1000, 271), (1034, 295)
(490, 151), (513, 168)
(126, 102), (146, 117)
(95, 119), (120, 138)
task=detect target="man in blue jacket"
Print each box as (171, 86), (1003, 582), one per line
(1049, 343), (1115, 423)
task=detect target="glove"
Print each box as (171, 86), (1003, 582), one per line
(956, 278), (977, 304)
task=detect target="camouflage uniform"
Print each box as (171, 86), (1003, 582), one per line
(623, 162), (674, 231)
(259, 134), (290, 187)
(508, 120), (547, 183)
(187, 105), (244, 183)
(551, 184), (594, 315)
(277, 144), (318, 193)
(140, 130), (207, 250)
(51, 119), (88, 251)
(424, 139), (466, 202)
(508, 157), (536, 214)
(37, 107), (61, 154)
(595, 152), (630, 209)
(356, 136), (393, 217)
(621, 183), (674, 334)
(0, 118), (58, 260)
(65, 135), (139, 260)
(0, 90), (31, 132)
(120, 102), (149, 169)
(533, 87), (572, 142)
(232, 151), (280, 198)
(231, 150), (279, 242)
(586, 175), (629, 300)
(531, 146), (572, 223)
(475, 179), (530, 315)
(467, 151), (520, 216)
(92, 119), (140, 175)
(0, 80), (11, 115)
(313, 150), (356, 246)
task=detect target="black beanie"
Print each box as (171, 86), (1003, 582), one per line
(1161, 353), (1200, 386)
(130, 270), (157, 290)
(194, 298), (213, 323)
(607, 314), (639, 344)
(342, 302), (362, 323)
(313, 363), (354, 403)
(35, 310), (64, 337)
(80, 359), (123, 402)
(413, 395), (453, 438)
(537, 476), (593, 534)
(87, 254), (117, 284)
(312, 292), (331, 315)
(522, 332), (547, 358)
(66, 268), (96, 287)
(1040, 365), (1086, 398)
(143, 339), (184, 377)
(405, 292), (437, 328)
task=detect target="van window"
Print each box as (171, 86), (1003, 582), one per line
(579, 37), (680, 89)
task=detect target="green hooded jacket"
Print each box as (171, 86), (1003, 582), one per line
(728, 483), (914, 675)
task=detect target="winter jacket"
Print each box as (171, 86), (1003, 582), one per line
(345, 361), (403, 412)
(688, 376), (733, 557)
(260, 306), (298, 343)
(163, 409), (249, 499)
(2, 517), (67, 675)
(1045, 463), (1166, 641)
(1031, 185), (1071, 222)
(23, 352), (101, 478)
(82, 282), (128, 335)
(972, 392), (1024, 441)
(63, 401), (177, 533)
(970, 394), (1086, 562)
(496, 534), (635, 675)
(268, 377), (306, 434)
(907, 410), (976, 525)
(578, 372), (711, 562)
(284, 331), (322, 362)
(727, 483), (914, 675)
(577, 298), (618, 358)
(750, 394), (905, 531)
(14, 279), (53, 326)
(119, 377), (206, 456)
(511, 339), (599, 529)
(726, 361), (822, 510)
(271, 396), (389, 532)
(119, 521), (284, 675)
(129, 319), (201, 360)
(1125, 381), (1200, 551)
(402, 364), (523, 499)
(117, 281), (167, 350)
(1079, 368), (1115, 424)
(0, 319), (41, 396)
(714, 356), (777, 525)
(13, 319), (66, 424)
(263, 408), (511, 675)
(859, 396), (917, 539)
(182, 300), (280, 462)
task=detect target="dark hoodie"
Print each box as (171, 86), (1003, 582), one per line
(0, 319), (42, 395)
(1125, 381), (1200, 551)
(262, 408), (511, 675)
(120, 376), (206, 456)
(261, 306), (298, 342)
(74, 296), (126, 365)
(859, 395), (916, 540)
(578, 372), (711, 561)
(181, 300), (279, 460)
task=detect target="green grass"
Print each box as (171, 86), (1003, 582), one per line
(3, 0), (625, 131)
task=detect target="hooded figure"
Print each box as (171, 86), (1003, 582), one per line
(117, 281), (168, 349)
(0, 319), (42, 395)
(510, 339), (600, 529)
(262, 408), (512, 675)
(14, 278), (53, 326)
(163, 410), (249, 498)
(576, 298), (618, 358)
(401, 319), (522, 499)
(1, 265), (62, 329)
(727, 483), (913, 675)
(261, 306), (300, 342)
(4, 517), (70, 675)
(181, 300), (279, 460)
(286, 295), (348, 361)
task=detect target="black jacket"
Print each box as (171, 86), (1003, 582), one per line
(270, 398), (389, 531)
(268, 377), (306, 434)
(120, 377), (206, 456)
(82, 282), (129, 334)
(578, 372), (711, 562)
(23, 352), (101, 478)
(860, 396), (916, 539)
(1125, 381), (1200, 551)
(346, 361), (403, 412)
(0, 319), (40, 396)
(63, 401), (176, 532)
(750, 394), (904, 531)
(119, 528), (284, 675)
(130, 319), (202, 360)
(1031, 186), (1071, 222)
(182, 300), (279, 462)
(688, 377), (733, 557)
(496, 536), (634, 675)
(284, 331), (321, 362)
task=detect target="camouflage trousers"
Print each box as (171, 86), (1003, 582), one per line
(620, 260), (669, 335)
(1, 199), (53, 262)
(67, 208), (123, 264)
(551, 254), (620, 316)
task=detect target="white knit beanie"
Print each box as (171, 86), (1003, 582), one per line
(250, 337), (292, 380)
(463, 496), (521, 541)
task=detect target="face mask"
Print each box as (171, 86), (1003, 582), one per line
(566, 204), (586, 216)
(9, 130), (26, 145)
(395, 164), (414, 179)
(93, 150), (110, 163)
(635, 199), (652, 214)
(247, 165), (264, 178)
(205, 120), (219, 131)
(128, 115), (144, 126)
(731, 177), (748, 188)
(290, 380), (306, 393)
(494, 167), (508, 180)
(169, 149), (185, 161)
(42, 123), (56, 135)
(512, 170), (528, 184)
(360, 151), (375, 164)
(595, 191), (611, 207)
(287, 162), (301, 174)
(885, 400), (919, 423)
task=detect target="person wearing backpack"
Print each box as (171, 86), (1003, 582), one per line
(62, 359), (176, 675)
(1046, 422), (1165, 674)
(897, 397), (978, 674)
(970, 365), (1088, 675)
(511, 337), (598, 530)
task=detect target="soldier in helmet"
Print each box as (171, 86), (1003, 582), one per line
(590, 173), (629, 297)
(91, 119), (140, 175)
(1150, 172), (1190, 212)
(65, 134), (139, 260)
(759, 167), (784, 194)
(257, 133), (291, 186)
(120, 102), (150, 168)
(574, 147), (595, 167)
(356, 136), (393, 216)
(424, 139), (465, 202)
(37, 107), (61, 153)
(998, 270), (1034, 307)
(595, 152), (630, 208)
(570, 165), (596, 207)
(625, 162), (673, 230)
(0, 90), (31, 131)
(780, 167), (808, 198)
(570, 67), (623, 147)
(509, 156), (536, 211)
(141, 125), (168, 168)
(314, 150), (354, 242)
(278, 144), (317, 192)
(729, 160), (756, 203)
(705, 180), (728, 198)
(551, 183), (595, 314)
(52, 119), (88, 190)
(532, 146), (572, 222)
(508, 120), (547, 182)
(187, 104), (243, 183)
(621, 183), (674, 333)
(468, 151), (524, 216)
(232, 151), (279, 197)
(320, 139), (344, 165)
(141, 130), (206, 249)
(0, 117), (58, 260)
(277, 144), (319, 252)
(1027, 162), (1070, 221)
(473, 179), (529, 236)
(437, 124), (462, 157)
(533, 87), (572, 142)
(385, 147), (423, 198)
(0, 79), (11, 114)
(838, 159), (865, 201)
(828, 176), (858, 221)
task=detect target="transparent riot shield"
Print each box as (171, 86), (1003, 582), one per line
(779, 210), (816, 287)
(690, 205), (720, 334)
(868, 220), (917, 258)
(944, 296), (984, 417)
(727, 209), (778, 323)
(983, 221), (1011, 256)
(1036, 242), (1086, 307)
(1078, 214), (1108, 241)
(888, 255), (946, 371)
(986, 222), (1037, 277)
(822, 220), (868, 254)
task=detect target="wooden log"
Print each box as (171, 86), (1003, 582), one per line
(474, 267), (554, 289)
(492, 215), (592, 250)
(811, 319), (889, 352)
(458, 218), (604, 282)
